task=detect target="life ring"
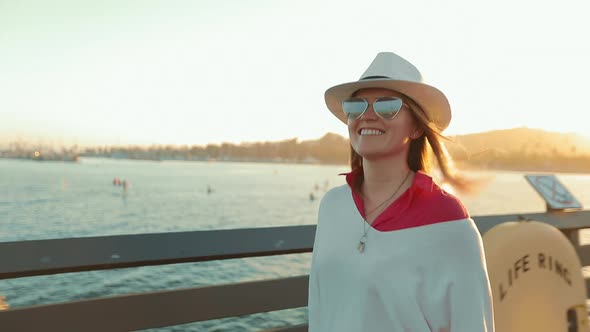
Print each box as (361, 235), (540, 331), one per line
(482, 220), (589, 332)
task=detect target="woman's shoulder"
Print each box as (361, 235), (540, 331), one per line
(322, 184), (350, 201)
(434, 186), (469, 218)
(316, 184), (354, 227)
(415, 176), (470, 222)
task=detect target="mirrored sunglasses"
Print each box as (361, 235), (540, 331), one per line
(342, 97), (404, 120)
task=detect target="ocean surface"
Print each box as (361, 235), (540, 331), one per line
(1, 158), (590, 331)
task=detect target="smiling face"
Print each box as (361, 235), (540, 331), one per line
(347, 88), (419, 161)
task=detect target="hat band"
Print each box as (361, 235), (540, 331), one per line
(360, 75), (392, 80)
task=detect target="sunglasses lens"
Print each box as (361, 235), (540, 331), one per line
(373, 97), (403, 119)
(342, 98), (368, 120)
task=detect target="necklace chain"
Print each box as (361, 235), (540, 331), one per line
(358, 170), (411, 253)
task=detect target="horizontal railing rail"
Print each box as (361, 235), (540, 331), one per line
(0, 276), (309, 332)
(0, 225), (316, 280)
(1, 210), (590, 331)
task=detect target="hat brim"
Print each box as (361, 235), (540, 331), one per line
(324, 79), (451, 131)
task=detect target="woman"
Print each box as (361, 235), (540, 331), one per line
(308, 52), (494, 331)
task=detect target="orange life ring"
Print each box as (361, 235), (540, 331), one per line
(482, 220), (589, 332)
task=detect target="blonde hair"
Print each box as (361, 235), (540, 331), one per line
(349, 94), (474, 194)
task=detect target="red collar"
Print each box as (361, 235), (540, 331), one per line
(339, 168), (434, 194)
(338, 168), (469, 231)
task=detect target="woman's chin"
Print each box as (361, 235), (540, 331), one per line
(355, 148), (389, 160)
(355, 144), (405, 161)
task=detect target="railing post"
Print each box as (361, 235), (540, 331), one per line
(564, 229), (581, 248)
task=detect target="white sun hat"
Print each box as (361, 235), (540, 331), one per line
(324, 52), (451, 131)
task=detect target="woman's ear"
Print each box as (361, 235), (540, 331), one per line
(411, 128), (424, 139)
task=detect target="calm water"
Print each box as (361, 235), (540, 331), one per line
(1, 158), (590, 331)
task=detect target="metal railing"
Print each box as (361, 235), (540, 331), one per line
(1, 210), (590, 331)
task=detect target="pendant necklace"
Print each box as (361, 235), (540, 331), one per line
(357, 170), (411, 253)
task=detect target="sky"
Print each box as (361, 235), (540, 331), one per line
(1, 0), (589, 147)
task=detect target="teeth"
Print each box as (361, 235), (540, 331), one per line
(360, 129), (384, 136)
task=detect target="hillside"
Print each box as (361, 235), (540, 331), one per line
(445, 127), (590, 173)
(448, 127), (590, 158)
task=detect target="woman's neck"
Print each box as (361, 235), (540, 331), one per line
(360, 156), (412, 197)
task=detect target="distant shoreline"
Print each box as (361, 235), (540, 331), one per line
(3, 128), (590, 175)
(2, 155), (589, 175)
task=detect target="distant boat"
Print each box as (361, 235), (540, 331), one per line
(30, 152), (80, 162)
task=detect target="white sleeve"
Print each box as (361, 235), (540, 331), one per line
(420, 221), (495, 332)
(446, 258), (495, 331)
(446, 226), (495, 332)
